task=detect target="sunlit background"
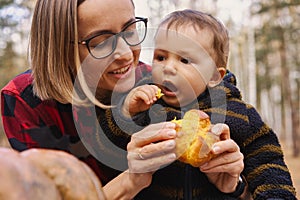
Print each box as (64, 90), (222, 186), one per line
(0, 0), (299, 197)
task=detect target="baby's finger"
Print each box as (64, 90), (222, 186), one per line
(135, 90), (155, 105)
(200, 156), (243, 174)
(211, 139), (239, 154)
(137, 85), (160, 104)
(149, 85), (160, 95)
(200, 149), (243, 169)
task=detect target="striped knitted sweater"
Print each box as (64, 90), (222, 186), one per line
(96, 71), (297, 199)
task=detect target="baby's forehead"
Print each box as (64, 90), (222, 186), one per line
(159, 21), (209, 34)
(154, 25), (214, 56)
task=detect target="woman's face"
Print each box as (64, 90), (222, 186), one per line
(77, 0), (141, 95)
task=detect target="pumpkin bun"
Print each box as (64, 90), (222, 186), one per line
(172, 109), (220, 167)
(0, 147), (106, 200)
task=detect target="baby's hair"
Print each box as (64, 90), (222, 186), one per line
(158, 9), (229, 68)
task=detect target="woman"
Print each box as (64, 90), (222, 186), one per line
(1, 0), (245, 199)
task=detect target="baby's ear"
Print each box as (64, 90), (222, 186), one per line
(207, 67), (226, 88)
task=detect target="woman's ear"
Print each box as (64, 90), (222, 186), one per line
(207, 67), (226, 87)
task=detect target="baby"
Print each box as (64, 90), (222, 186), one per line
(122, 9), (228, 118)
(119, 9), (296, 199)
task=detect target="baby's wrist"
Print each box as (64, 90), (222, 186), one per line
(121, 106), (131, 118)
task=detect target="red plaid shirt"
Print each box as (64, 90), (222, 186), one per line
(1, 62), (151, 181)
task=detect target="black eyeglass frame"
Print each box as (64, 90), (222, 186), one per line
(78, 17), (148, 59)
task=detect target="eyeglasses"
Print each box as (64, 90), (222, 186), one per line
(78, 17), (148, 59)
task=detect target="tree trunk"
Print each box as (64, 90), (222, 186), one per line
(279, 29), (299, 157)
(291, 76), (299, 157)
(247, 22), (257, 108)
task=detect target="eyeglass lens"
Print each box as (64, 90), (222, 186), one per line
(89, 20), (146, 59)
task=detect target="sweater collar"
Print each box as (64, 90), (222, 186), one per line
(195, 70), (242, 110)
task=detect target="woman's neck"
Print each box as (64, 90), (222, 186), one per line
(95, 89), (113, 106)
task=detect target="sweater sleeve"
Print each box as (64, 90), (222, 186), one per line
(241, 104), (296, 200)
(96, 96), (183, 151)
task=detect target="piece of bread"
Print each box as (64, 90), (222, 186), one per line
(0, 148), (61, 200)
(173, 109), (220, 167)
(21, 148), (106, 200)
(155, 88), (164, 99)
(0, 147), (106, 200)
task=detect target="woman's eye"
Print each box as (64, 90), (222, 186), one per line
(123, 30), (135, 39)
(181, 58), (191, 64)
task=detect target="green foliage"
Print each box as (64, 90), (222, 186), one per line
(0, 0), (14, 7)
(0, 0), (32, 88)
(252, 0), (300, 154)
(252, 0), (300, 14)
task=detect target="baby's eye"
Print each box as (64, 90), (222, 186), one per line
(181, 57), (191, 64)
(156, 55), (166, 61)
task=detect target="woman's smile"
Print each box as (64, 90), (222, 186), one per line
(111, 66), (130, 74)
(109, 63), (133, 79)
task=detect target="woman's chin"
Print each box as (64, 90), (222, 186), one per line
(113, 78), (135, 93)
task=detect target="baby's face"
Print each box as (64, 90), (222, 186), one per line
(152, 25), (220, 107)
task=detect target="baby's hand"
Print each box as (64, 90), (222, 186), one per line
(122, 85), (163, 117)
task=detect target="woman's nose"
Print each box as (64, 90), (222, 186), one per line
(113, 36), (132, 59)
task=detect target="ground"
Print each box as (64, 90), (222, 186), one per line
(281, 142), (300, 199)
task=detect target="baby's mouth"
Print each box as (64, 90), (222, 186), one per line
(160, 81), (178, 96)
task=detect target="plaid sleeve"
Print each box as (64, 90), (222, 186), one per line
(1, 86), (42, 150)
(135, 61), (152, 82)
(1, 72), (73, 151)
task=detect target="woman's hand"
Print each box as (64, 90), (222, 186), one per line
(199, 124), (244, 193)
(105, 122), (177, 200)
(126, 121), (177, 188)
(122, 85), (160, 117)
(127, 121), (177, 173)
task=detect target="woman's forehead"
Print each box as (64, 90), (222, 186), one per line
(77, 0), (135, 37)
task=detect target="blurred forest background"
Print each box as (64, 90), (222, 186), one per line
(0, 0), (299, 197)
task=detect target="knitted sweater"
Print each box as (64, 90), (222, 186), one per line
(94, 71), (297, 200)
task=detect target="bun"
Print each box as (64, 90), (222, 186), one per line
(173, 109), (220, 167)
(0, 148), (106, 200)
(0, 148), (61, 200)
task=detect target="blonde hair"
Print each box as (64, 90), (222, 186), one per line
(30, 0), (81, 104)
(30, 0), (135, 108)
(159, 9), (229, 68)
